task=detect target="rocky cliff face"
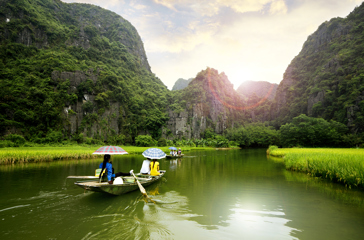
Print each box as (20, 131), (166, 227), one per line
(0, 0), (150, 71)
(163, 68), (244, 139)
(164, 101), (227, 140)
(172, 78), (193, 91)
(272, 3), (364, 133)
(51, 69), (119, 139)
(0, 0), (166, 142)
(237, 80), (278, 101)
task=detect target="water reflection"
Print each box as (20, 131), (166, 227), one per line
(1, 149), (364, 239)
(168, 158), (183, 172)
(223, 207), (300, 240)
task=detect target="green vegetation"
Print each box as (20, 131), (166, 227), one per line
(224, 114), (356, 148)
(279, 114), (350, 147)
(281, 170), (364, 207)
(1, 0), (364, 151)
(135, 135), (158, 147)
(272, 3), (364, 138)
(268, 146), (364, 189)
(169, 67), (248, 130)
(0, 145), (221, 164)
(0, 0), (169, 143)
(0, 146), (99, 164)
(225, 123), (280, 148)
(171, 78), (192, 91)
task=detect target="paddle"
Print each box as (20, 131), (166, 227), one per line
(131, 172), (155, 203)
(131, 172), (147, 196)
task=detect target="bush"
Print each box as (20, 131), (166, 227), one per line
(135, 135), (156, 147)
(107, 134), (125, 145)
(45, 130), (64, 143)
(214, 135), (229, 148)
(85, 137), (102, 145)
(157, 138), (167, 147)
(0, 140), (15, 148)
(201, 128), (216, 139)
(267, 145), (278, 154)
(78, 133), (85, 143)
(5, 134), (26, 146)
(279, 114), (349, 147)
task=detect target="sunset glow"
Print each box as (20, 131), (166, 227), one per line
(207, 69), (275, 110)
(62, 0), (363, 89)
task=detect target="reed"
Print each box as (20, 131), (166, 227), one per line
(0, 146), (99, 164)
(0, 145), (218, 164)
(268, 147), (364, 189)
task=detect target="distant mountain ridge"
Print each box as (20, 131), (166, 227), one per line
(237, 81), (278, 101)
(172, 78), (193, 91)
(2, 0), (364, 144)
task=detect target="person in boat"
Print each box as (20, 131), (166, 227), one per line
(173, 150), (177, 156)
(150, 159), (160, 176)
(177, 148), (182, 155)
(99, 154), (133, 184)
(140, 158), (151, 175)
(169, 149), (173, 156)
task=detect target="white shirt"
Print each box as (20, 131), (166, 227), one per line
(140, 160), (151, 174)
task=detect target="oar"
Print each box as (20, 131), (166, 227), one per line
(67, 176), (98, 179)
(131, 172), (155, 203)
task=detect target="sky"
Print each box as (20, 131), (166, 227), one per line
(61, 0), (363, 89)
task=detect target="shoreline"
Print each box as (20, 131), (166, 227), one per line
(267, 146), (364, 189)
(0, 145), (240, 164)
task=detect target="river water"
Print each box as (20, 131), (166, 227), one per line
(1, 149), (364, 240)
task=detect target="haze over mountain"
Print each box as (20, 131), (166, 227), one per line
(171, 78), (193, 91)
(1, 0), (364, 145)
(237, 81), (278, 101)
(62, 0), (363, 90)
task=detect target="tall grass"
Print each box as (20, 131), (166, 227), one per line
(0, 145), (218, 164)
(268, 146), (364, 189)
(0, 146), (99, 164)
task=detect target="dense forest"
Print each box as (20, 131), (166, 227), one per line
(272, 4), (364, 135)
(0, 0), (170, 145)
(1, 0), (364, 148)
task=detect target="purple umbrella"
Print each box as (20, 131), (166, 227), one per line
(92, 146), (128, 155)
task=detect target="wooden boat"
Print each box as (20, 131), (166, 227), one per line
(73, 170), (166, 195)
(166, 154), (184, 159)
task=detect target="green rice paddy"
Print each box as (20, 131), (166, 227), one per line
(268, 146), (364, 189)
(0, 145), (216, 164)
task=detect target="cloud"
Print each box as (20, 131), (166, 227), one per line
(152, 0), (178, 11)
(62, 0), (123, 9)
(61, 0), (364, 89)
(151, 0), (287, 16)
(218, 0), (272, 14)
(269, 0), (288, 14)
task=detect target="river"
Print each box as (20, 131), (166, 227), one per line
(1, 149), (364, 239)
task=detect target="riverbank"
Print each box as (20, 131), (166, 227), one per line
(0, 145), (231, 164)
(267, 146), (364, 189)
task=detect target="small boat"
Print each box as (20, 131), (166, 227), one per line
(73, 170), (166, 195)
(166, 154), (184, 159)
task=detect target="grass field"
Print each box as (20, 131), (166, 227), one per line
(0, 145), (220, 164)
(268, 146), (364, 189)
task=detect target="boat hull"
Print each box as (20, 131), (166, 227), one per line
(166, 154), (184, 159)
(74, 171), (165, 195)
